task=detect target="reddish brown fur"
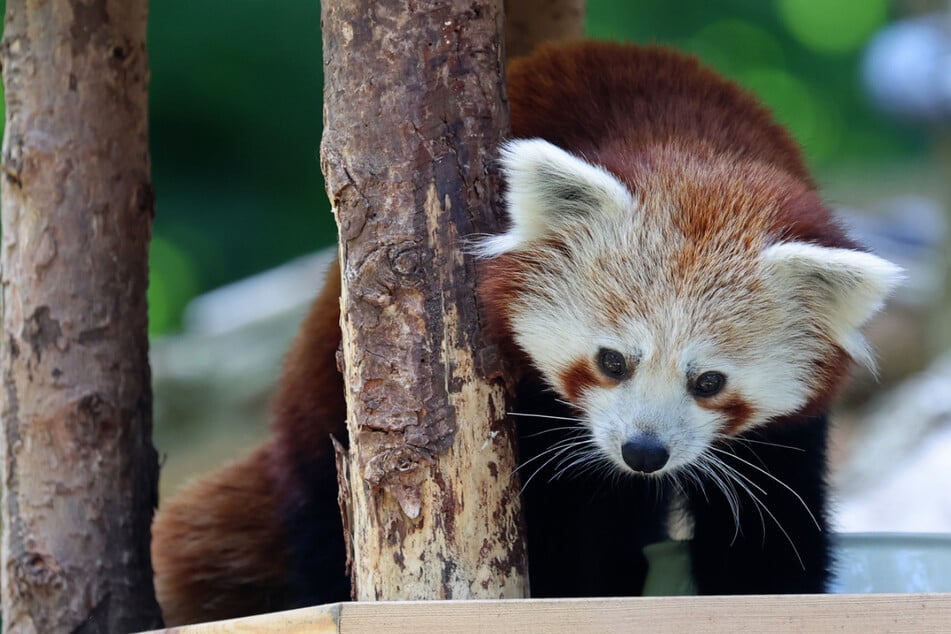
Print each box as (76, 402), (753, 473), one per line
(152, 260), (346, 625)
(267, 258), (347, 499)
(151, 445), (291, 624)
(507, 42), (812, 186)
(506, 42), (857, 269)
(559, 359), (603, 402)
(701, 395), (754, 435)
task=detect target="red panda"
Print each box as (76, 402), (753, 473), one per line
(151, 41), (901, 624)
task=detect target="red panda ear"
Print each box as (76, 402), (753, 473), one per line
(472, 139), (633, 257)
(760, 241), (903, 370)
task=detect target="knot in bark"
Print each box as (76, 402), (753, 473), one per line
(363, 445), (431, 487)
(388, 243), (422, 280)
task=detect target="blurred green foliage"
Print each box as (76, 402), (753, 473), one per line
(148, 0), (329, 333)
(0, 1), (932, 334)
(586, 0), (925, 164)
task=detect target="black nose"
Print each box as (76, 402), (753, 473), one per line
(621, 437), (669, 473)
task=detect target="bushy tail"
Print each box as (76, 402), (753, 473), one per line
(152, 257), (348, 625)
(151, 444), (292, 625)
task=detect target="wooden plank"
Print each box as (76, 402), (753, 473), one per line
(338, 595), (951, 633)
(145, 604), (340, 634)
(145, 594), (951, 633)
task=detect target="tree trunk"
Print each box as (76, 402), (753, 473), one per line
(504, 0), (586, 58)
(0, 1), (163, 632)
(321, 1), (529, 601)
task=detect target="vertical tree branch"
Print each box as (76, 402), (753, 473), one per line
(0, 1), (163, 631)
(504, 0), (586, 58)
(321, 1), (529, 600)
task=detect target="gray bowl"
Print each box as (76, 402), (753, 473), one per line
(642, 533), (951, 595)
(833, 532), (951, 593)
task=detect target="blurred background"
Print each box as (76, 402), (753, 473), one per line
(4, 1), (950, 537)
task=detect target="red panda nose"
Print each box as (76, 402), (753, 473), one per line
(620, 437), (669, 474)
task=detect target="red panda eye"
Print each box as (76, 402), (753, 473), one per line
(690, 371), (726, 398)
(597, 348), (628, 380)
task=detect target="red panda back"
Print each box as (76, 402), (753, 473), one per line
(507, 41), (812, 186)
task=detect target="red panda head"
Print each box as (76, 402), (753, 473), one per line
(476, 138), (902, 476)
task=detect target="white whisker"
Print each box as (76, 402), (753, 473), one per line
(519, 426), (587, 439)
(694, 454), (742, 541)
(517, 438), (593, 494)
(710, 447), (821, 532)
(507, 411), (585, 423)
(550, 444), (602, 481)
(703, 453), (767, 545)
(747, 490), (805, 571)
(729, 436), (805, 452)
(512, 436), (586, 475)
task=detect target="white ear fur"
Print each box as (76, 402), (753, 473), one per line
(472, 139), (633, 257)
(761, 241), (903, 370)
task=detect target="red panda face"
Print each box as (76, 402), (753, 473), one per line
(475, 139), (902, 477)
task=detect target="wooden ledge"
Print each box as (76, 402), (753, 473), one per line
(148, 593), (951, 633)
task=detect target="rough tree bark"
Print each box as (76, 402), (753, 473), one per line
(504, 0), (586, 58)
(321, 1), (529, 601)
(0, 1), (163, 632)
